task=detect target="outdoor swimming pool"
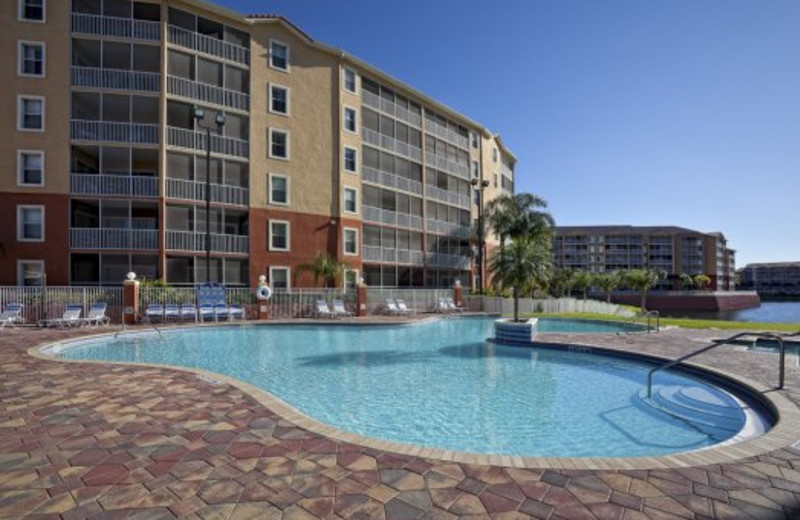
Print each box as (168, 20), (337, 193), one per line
(53, 317), (771, 458)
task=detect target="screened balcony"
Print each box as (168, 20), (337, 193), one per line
(71, 92), (159, 144)
(167, 8), (250, 66)
(70, 199), (159, 251)
(71, 0), (161, 41)
(71, 38), (160, 92)
(70, 145), (159, 197)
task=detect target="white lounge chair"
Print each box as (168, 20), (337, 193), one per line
(145, 304), (164, 322)
(394, 299), (414, 314)
(214, 304), (230, 321)
(385, 299), (401, 315)
(180, 304), (197, 321)
(0, 303), (24, 329)
(82, 302), (110, 327)
(445, 297), (464, 313)
(164, 304), (180, 321)
(228, 304), (245, 320)
(198, 304), (215, 322)
(40, 305), (82, 329)
(316, 300), (336, 319)
(332, 300), (353, 318)
(435, 298), (450, 313)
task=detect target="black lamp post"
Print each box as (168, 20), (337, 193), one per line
(193, 108), (225, 283)
(471, 178), (490, 295)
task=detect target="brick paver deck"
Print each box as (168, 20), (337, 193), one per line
(1, 323), (800, 519)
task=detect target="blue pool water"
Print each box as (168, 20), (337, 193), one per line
(56, 318), (764, 457)
(536, 317), (646, 334)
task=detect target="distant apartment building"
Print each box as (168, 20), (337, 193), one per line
(1, 0), (516, 289)
(739, 262), (800, 296)
(552, 226), (736, 291)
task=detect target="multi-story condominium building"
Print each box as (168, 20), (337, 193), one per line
(1, 0), (516, 289)
(739, 262), (800, 296)
(553, 226), (736, 291)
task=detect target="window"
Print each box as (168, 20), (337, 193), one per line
(269, 220), (290, 251)
(492, 148), (498, 163)
(269, 40), (289, 71)
(17, 260), (44, 286)
(269, 84), (289, 115)
(471, 160), (479, 179)
(17, 151), (44, 186)
(343, 228), (358, 256)
(18, 96), (44, 131)
(343, 147), (357, 173)
(17, 205), (44, 242)
(269, 128), (289, 159)
(19, 0), (44, 22)
(343, 187), (357, 213)
(269, 174), (289, 205)
(343, 67), (357, 93)
(269, 266), (290, 289)
(343, 106), (357, 133)
(19, 42), (45, 77)
(494, 174), (498, 188)
(470, 132), (478, 149)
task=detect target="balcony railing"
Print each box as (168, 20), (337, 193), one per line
(502, 163), (514, 179)
(72, 67), (160, 92)
(362, 128), (423, 163)
(425, 184), (470, 208)
(71, 120), (159, 144)
(167, 126), (249, 158)
(167, 75), (249, 112)
(362, 166), (423, 196)
(426, 252), (471, 269)
(167, 25), (249, 66)
(362, 206), (424, 231)
(423, 119), (469, 150)
(426, 219), (471, 238)
(361, 90), (422, 128)
(362, 246), (424, 266)
(166, 178), (249, 206)
(70, 228), (158, 250)
(70, 174), (159, 197)
(424, 153), (470, 180)
(166, 231), (249, 255)
(71, 13), (161, 41)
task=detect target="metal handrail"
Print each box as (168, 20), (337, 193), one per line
(645, 331), (790, 398)
(623, 310), (660, 333)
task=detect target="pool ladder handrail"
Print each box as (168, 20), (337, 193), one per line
(645, 331), (789, 398)
(114, 323), (164, 341)
(623, 310), (660, 333)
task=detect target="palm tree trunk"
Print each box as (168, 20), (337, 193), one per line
(513, 287), (519, 322)
(606, 291), (611, 303)
(640, 290), (647, 311)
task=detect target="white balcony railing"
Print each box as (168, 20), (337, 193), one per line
(166, 231), (249, 254)
(71, 13), (161, 41)
(426, 219), (471, 238)
(424, 153), (470, 180)
(167, 25), (249, 66)
(425, 252), (471, 269)
(71, 120), (159, 144)
(166, 178), (249, 206)
(70, 228), (158, 250)
(167, 126), (249, 158)
(362, 246), (424, 266)
(362, 206), (424, 230)
(72, 67), (160, 92)
(362, 128), (423, 163)
(425, 184), (470, 208)
(361, 90), (422, 128)
(70, 174), (158, 197)
(502, 163), (514, 179)
(167, 75), (249, 112)
(362, 166), (423, 196)
(423, 119), (470, 150)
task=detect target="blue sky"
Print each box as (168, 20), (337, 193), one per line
(218, 0), (800, 266)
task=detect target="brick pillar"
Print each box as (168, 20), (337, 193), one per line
(122, 279), (139, 325)
(453, 282), (463, 308)
(356, 282), (368, 317)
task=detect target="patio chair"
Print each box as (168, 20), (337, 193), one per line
(39, 304), (83, 329)
(435, 298), (450, 313)
(445, 297), (465, 313)
(180, 304), (197, 322)
(144, 304), (164, 322)
(0, 303), (24, 329)
(164, 304), (180, 321)
(82, 302), (110, 327)
(394, 299), (414, 315)
(228, 304), (245, 320)
(198, 304), (216, 322)
(384, 299), (401, 315)
(332, 300), (353, 318)
(214, 304), (230, 321)
(315, 300), (336, 319)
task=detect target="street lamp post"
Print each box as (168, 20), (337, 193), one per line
(193, 109), (225, 284)
(471, 178), (490, 295)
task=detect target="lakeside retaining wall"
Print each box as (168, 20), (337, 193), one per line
(611, 292), (760, 312)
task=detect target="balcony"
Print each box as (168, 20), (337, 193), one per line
(424, 154), (470, 180)
(423, 119), (469, 150)
(167, 25), (249, 67)
(426, 219), (471, 238)
(362, 166), (423, 196)
(502, 163), (514, 179)
(71, 13), (161, 41)
(71, 120), (159, 144)
(426, 252), (471, 270)
(72, 67), (160, 92)
(362, 246), (424, 266)
(167, 76), (249, 112)
(166, 231), (249, 255)
(167, 126), (249, 158)
(70, 174), (159, 198)
(425, 185), (470, 208)
(166, 178), (249, 206)
(362, 206), (424, 231)
(362, 128), (423, 163)
(361, 90), (422, 128)
(70, 228), (158, 250)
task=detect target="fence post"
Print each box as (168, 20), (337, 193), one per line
(122, 275), (140, 325)
(356, 279), (368, 317)
(453, 280), (463, 308)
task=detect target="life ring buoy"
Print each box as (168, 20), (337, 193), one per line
(256, 285), (272, 301)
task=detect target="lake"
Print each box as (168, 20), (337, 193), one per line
(662, 301), (800, 324)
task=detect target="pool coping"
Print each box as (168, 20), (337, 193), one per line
(29, 321), (800, 471)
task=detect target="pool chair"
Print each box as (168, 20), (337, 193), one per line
(144, 304), (164, 322)
(435, 298), (450, 313)
(315, 300), (336, 319)
(198, 304), (216, 322)
(228, 304), (245, 320)
(39, 304), (83, 329)
(0, 303), (24, 329)
(180, 304), (197, 322)
(445, 297), (465, 313)
(164, 304), (180, 321)
(332, 300), (353, 318)
(394, 299), (415, 315)
(384, 299), (401, 315)
(214, 304), (230, 321)
(82, 302), (110, 327)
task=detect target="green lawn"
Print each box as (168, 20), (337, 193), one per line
(518, 312), (800, 333)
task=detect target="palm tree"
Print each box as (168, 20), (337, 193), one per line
(490, 236), (552, 322)
(622, 269), (665, 311)
(294, 253), (350, 288)
(571, 270), (593, 301)
(485, 193), (555, 250)
(679, 273), (694, 291)
(594, 272), (621, 303)
(693, 274), (712, 291)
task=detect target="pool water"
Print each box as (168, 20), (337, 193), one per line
(537, 317), (646, 333)
(57, 318), (766, 458)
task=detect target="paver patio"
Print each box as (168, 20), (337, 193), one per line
(1, 323), (799, 519)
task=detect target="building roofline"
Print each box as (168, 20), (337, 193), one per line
(553, 225), (724, 237)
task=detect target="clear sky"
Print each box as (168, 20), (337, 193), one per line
(217, 0), (800, 266)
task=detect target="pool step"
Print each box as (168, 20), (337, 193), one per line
(637, 385), (745, 438)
